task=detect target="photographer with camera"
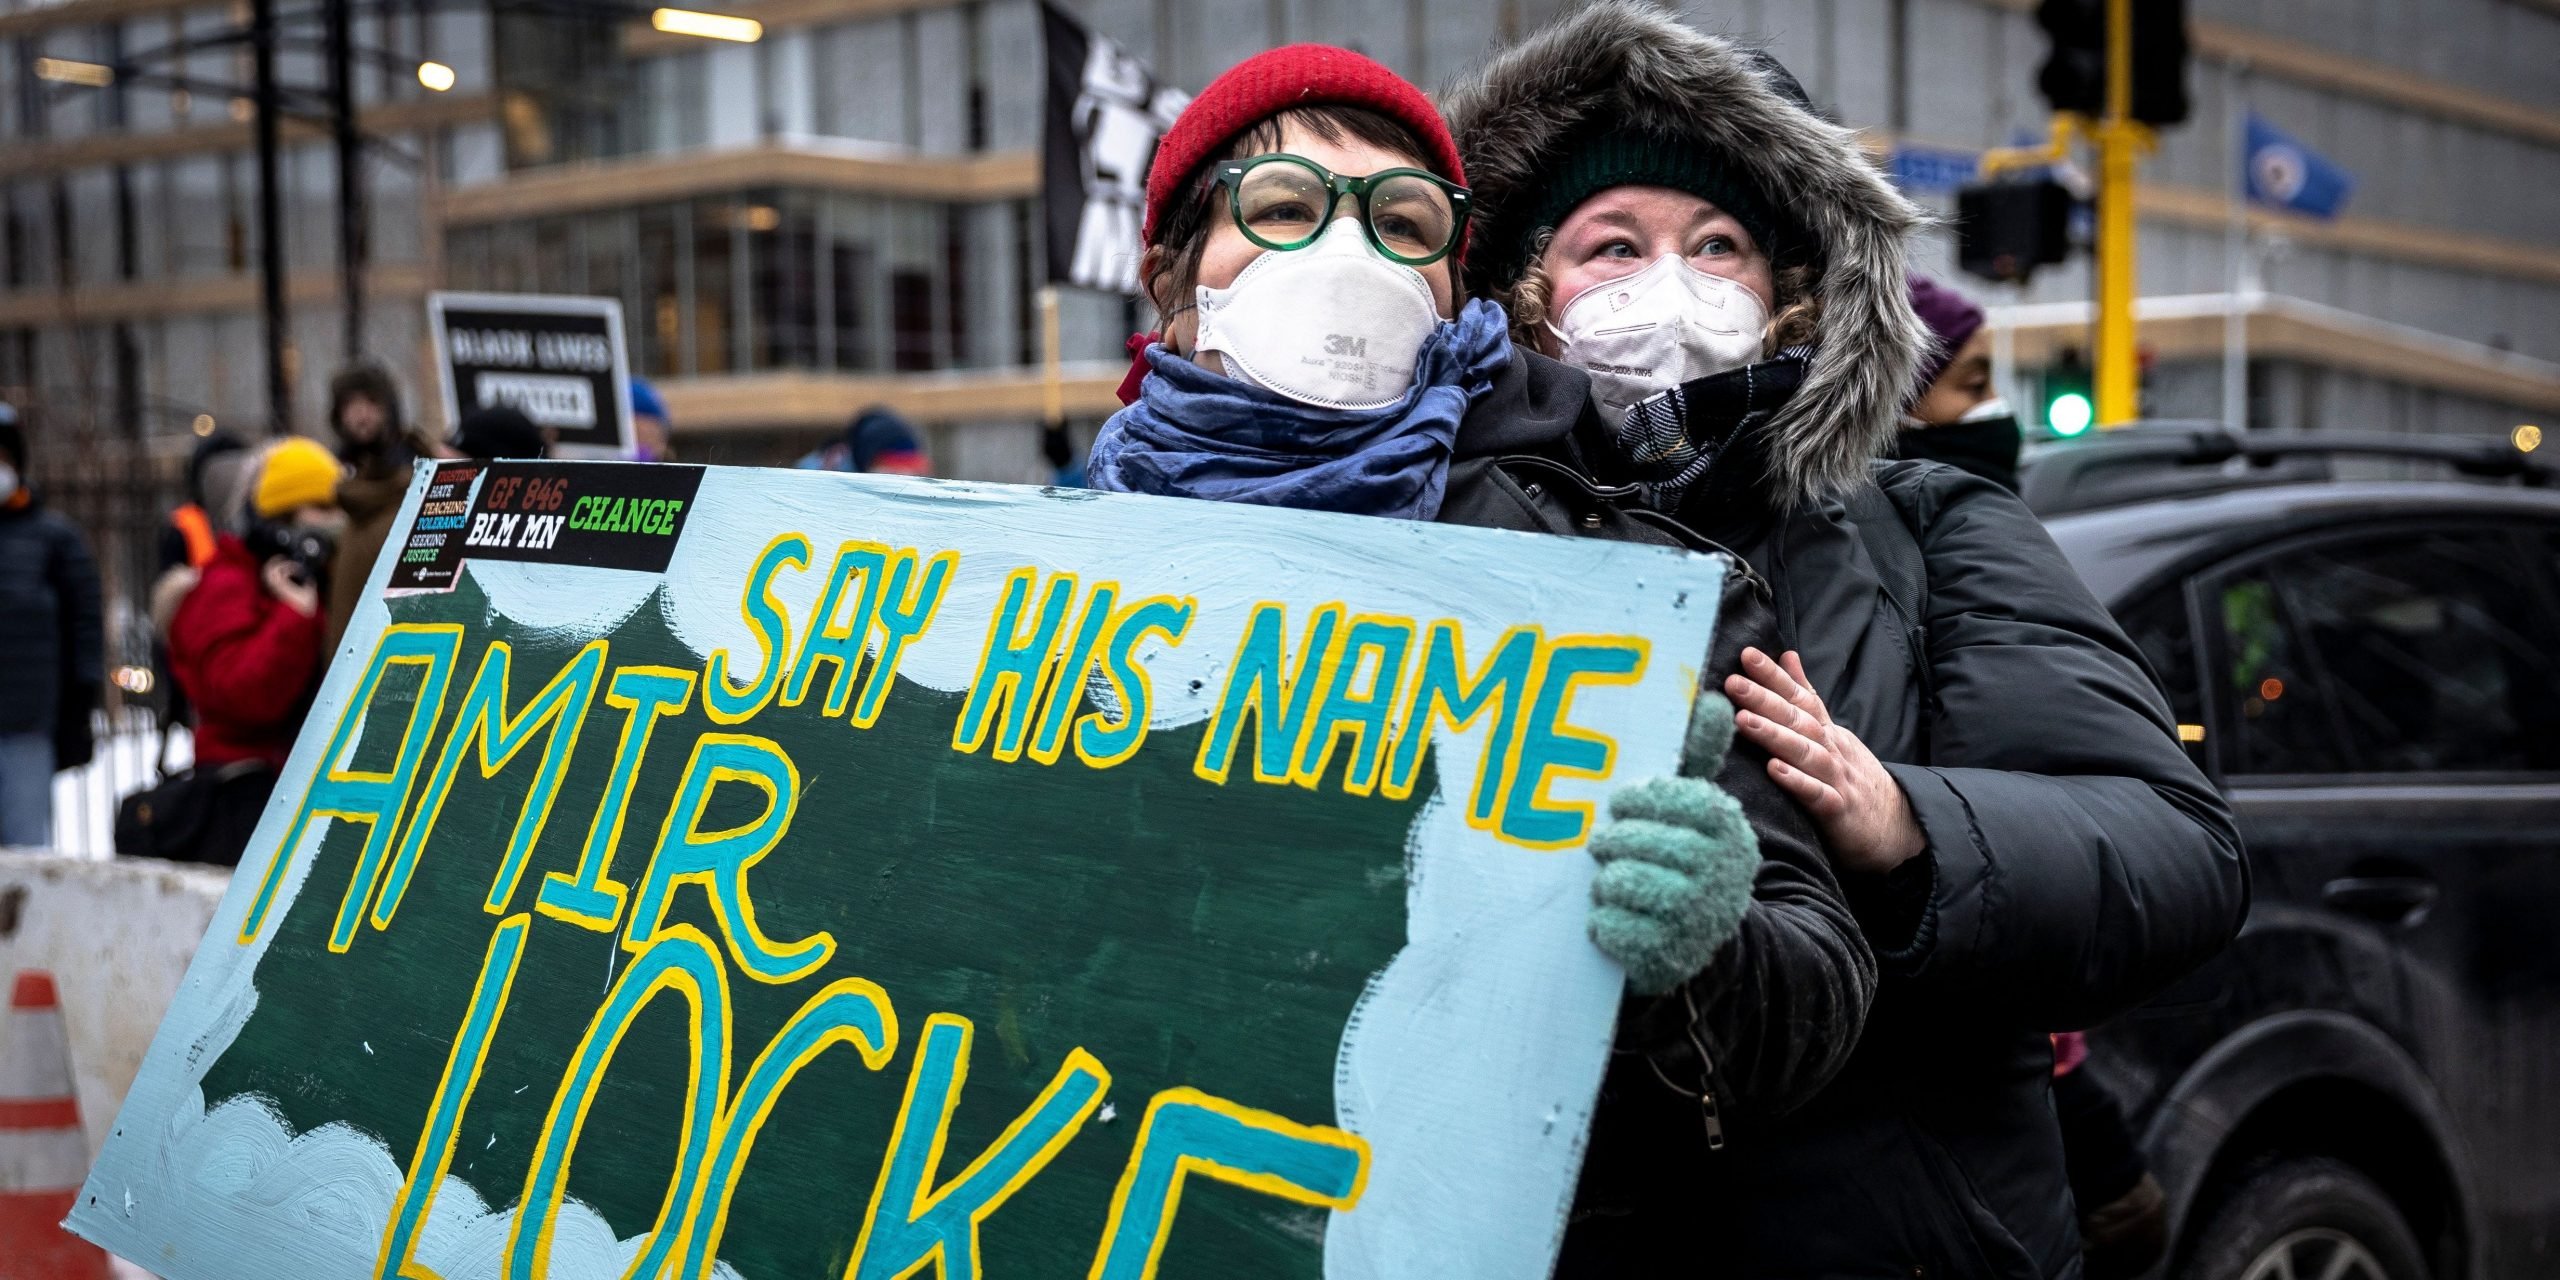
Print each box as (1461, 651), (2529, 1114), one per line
(160, 436), (344, 865)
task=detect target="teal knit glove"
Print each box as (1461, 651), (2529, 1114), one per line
(1587, 693), (1762, 995)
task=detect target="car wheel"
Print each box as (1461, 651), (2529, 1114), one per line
(2180, 1156), (2430, 1280)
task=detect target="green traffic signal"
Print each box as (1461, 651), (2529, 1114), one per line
(2042, 347), (2096, 438)
(2048, 392), (2096, 437)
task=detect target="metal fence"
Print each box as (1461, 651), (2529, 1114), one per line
(47, 709), (187, 860)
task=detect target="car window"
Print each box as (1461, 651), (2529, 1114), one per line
(2117, 587), (2207, 765)
(2212, 571), (2346, 774)
(2228, 531), (2560, 775)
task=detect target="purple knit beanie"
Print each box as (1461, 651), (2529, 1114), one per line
(1908, 273), (1986, 391)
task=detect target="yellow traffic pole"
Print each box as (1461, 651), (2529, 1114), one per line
(2093, 0), (2143, 427)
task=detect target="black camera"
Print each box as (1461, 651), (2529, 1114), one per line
(246, 519), (337, 582)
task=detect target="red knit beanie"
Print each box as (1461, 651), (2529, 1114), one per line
(1141, 44), (1465, 248)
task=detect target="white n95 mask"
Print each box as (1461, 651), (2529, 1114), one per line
(1193, 218), (1442, 411)
(1549, 254), (1772, 420)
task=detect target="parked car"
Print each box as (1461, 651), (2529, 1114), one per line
(2026, 426), (2560, 1280)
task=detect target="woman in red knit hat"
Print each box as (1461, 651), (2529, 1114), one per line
(1087, 41), (1872, 1273)
(1090, 42), (1499, 518)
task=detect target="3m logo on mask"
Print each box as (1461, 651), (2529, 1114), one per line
(1194, 218), (1441, 411)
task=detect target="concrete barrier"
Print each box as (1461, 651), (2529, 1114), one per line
(0, 854), (229, 1159)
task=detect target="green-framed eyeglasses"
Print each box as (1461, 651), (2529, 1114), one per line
(1209, 154), (1473, 267)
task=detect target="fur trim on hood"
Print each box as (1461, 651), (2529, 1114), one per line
(1442, 1), (1931, 505)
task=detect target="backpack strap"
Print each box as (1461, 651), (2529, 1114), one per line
(1840, 464), (1935, 755)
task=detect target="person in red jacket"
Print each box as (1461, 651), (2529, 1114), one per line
(165, 436), (344, 864)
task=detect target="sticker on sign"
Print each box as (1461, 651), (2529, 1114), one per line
(474, 371), (597, 428)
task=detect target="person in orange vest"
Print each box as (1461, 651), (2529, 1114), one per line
(149, 430), (253, 749)
(163, 438), (344, 864)
(158, 430), (251, 574)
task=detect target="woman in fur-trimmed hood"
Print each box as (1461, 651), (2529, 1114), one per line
(1448, 7), (2247, 1279)
(1444, 0), (1930, 511)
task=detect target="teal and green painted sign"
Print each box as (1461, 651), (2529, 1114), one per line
(74, 461), (1726, 1279)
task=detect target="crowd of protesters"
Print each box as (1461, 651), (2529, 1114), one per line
(3, 6), (2244, 1274)
(2, 362), (938, 865)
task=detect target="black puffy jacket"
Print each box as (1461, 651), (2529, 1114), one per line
(1439, 350), (1877, 1270)
(0, 496), (104, 741)
(1601, 366), (2250, 1279)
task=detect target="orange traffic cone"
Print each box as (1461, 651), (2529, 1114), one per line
(0, 970), (111, 1279)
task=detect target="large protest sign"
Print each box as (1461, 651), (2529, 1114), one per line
(70, 462), (1728, 1279)
(430, 292), (636, 457)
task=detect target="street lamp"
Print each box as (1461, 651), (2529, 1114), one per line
(33, 58), (117, 87)
(417, 60), (458, 91)
(649, 7), (762, 41)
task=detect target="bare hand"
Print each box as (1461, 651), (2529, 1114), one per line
(262, 558), (321, 618)
(1725, 647), (1926, 875)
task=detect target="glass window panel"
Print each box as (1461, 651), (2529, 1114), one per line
(70, 169), (118, 285)
(691, 198), (734, 375)
(890, 269), (934, 372)
(2214, 569), (2345, 775)
(941, 206), (967, 368)
(824, 195), (878, 373)
(749, 193), (817, 370)
(2275, 533), (2560, 774)
(634, 206), (681, 378)
(913, 8), (968, 154)
(2119, 585), (2204, 768)
(533, 217), (579, 295)
(815, 18), (908, 145)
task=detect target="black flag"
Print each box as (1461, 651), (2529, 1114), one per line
(1041, 2), (1188, 295)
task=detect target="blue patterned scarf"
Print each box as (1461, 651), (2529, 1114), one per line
(1087, 299), (1512, 521)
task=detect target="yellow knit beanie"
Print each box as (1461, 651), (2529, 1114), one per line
(252, 436), (342, 518)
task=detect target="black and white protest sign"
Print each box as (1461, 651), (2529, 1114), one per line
(428, 292), (635, 457)
(1041, 2), (1188, 295)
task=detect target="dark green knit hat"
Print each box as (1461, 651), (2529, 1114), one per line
(1486, 126), (1793, 290)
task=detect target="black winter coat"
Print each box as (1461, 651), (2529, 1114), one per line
(0, 497), (104, 741)
(1437, 351), (1876, 1270)
(1642, 397), (2249, 1278)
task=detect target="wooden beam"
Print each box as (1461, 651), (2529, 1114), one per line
(0, 0), (196, 38)
(622, 0), (953, 56)
(2190, 18), (2560, 149)
(0, 263), (432, 326)
(2138, 183), (2560, 286)
(435, 142), (1037, 225)
(0, 94), (496, 181)
(658, 365), (1124, 432)
(1992, 295), (2560, 414)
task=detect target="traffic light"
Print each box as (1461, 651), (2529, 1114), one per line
(2131, 0), (2190, 126)
(2043, 349), (2096, 437)
(2035, 0), (2189, 127)
(2036, 0), (2105, 117)
(1957, 178), (2075, 285)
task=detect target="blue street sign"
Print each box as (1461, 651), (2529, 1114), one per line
(1888, 144), (1981, 195)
